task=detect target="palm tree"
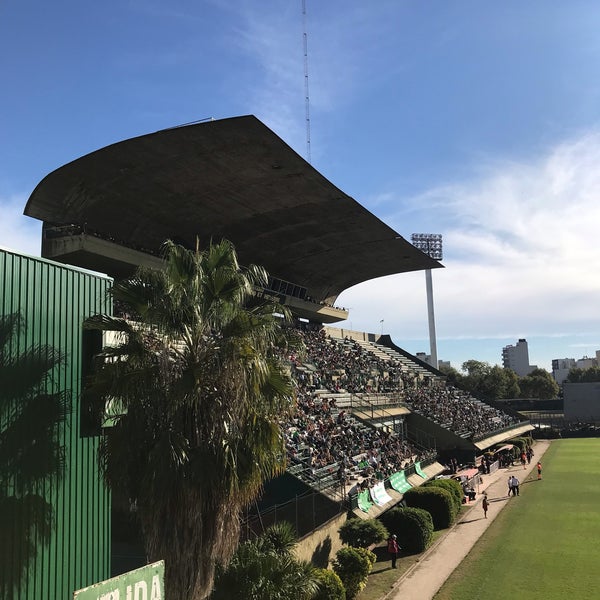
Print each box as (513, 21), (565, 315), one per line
(210, 522), (319, 600)
(0, 313), (68, 597)
(84, 239), (297, 600)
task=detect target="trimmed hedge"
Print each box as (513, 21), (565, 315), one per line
(403, 486), (455, 530)
(509, 436), (534, 453)
(423, 478), (463, 514)
(380, 507), (433, 554)
(339, 516), (389, 548)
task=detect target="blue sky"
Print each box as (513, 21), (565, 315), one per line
(2, 1), (600, 371)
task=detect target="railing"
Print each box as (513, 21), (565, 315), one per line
(348, 391), (407, 424)
(242, 488), (343, 540)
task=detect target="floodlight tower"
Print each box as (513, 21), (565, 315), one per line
(411, 233), (443, 370)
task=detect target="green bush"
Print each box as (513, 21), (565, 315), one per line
(423, 478), (463, 514)
(338, 517), (389, 548)
(508, 437), (526, 452)
(332, 546), (376, 600)
(313, 568), (346, 600)
(380, 507), (433, 554)
(403, 486), (455, 530)
(509, 436), (533, 453)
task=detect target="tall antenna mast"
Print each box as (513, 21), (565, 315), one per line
(302, 0), (311, 163)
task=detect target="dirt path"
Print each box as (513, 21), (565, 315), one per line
(384, 440), (550, 600)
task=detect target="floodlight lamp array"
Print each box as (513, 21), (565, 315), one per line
(411, 233), (443, 261)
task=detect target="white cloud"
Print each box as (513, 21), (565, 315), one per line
(337, 130), (600, 364)
(229, 3), (409, 160)
(0, 194), (41, 256)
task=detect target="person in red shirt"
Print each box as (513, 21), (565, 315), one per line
(387, 534), (399, 569)
(537, 461), (542, 480)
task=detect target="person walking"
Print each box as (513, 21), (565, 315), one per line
(482, 493), (489, 519)
(507, 476), (514, 497)
(387, 534), (399, 569)
(537, 461), (542, 480)
(512, 475), (520, 496)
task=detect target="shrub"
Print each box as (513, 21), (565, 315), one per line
(424, 478), (463, 514)
(313, 568), (346, 600)
(508, 437), (526, 452)
(338, 517), (389, 548)
(403, 486), (455, 530)
(332, 546), (376, 600)
(211, 523), (320, 600)
(380, 507), (433, 554)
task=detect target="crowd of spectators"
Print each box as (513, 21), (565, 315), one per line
(404, 383), (519, 438)
(298, 328), (418, 394)
(280, 325), (520, 494)
(294, 327), (519, 438)
(281, 327), (432, 492)
(283, 387), (429, 492)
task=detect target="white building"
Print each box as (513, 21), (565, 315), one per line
(415, 351), (450, 371)
(552, 351), (600, 385)
(502, 339), (536, 377)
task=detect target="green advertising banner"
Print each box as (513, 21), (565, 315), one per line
(73, 560), (164, 600)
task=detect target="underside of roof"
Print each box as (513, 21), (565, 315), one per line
(24, 115), (442, 303)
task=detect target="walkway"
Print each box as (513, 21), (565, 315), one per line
(386, 440), (550, 600)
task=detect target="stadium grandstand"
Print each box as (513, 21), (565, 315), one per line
(24, 114), (532, 542)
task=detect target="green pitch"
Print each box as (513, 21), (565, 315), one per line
(435, 439), (600, 599)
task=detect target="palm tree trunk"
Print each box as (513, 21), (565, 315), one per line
(140, 490), (241, 600)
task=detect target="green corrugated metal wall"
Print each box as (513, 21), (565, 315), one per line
(0, 248), (112, 599)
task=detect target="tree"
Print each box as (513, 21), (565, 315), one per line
(458, 360), (521, 400)
(84, 240), (297, 600)
(566, 366), (600, 383)
(478, 365), (508, 400)
(0, 313), (68, 597)
(519, 368), (559, 399)
(338, 517), (388, 549)
(211, 522), (319, 600)
(459, 360), (491, 396)
(502, 368), (521, 398)
(437, 364), (465, 389)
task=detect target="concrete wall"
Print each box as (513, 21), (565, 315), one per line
(295, 512), (347, 568)
(564, 382), (600, 421)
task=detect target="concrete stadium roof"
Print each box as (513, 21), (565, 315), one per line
(24, 115), (442, 302)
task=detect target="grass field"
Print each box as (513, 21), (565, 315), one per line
(434, 439), (600, 599)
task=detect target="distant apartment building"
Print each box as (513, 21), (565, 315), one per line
(552, 350), (600, 385)
(415, 351), (449, 370)
(502, 339), (536, 376)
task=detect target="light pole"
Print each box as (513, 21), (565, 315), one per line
(411, 233), (443, 370)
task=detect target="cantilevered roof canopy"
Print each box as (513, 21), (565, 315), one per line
(25, 115), (441, 303)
